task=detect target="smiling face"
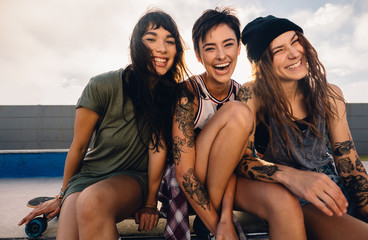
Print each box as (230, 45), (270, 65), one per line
(196, 23), (240, 85)
(270, 31), (308, 82)
(142, 25), (177, 76)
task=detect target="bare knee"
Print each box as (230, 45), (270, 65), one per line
(222, 101), (253, 132)
(264, 184), (301, 219)
(76, 188), (107, 225)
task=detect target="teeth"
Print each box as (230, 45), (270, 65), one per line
(215, 63), (230, 68)
(287, 60), (301, 69)
(154, 58), (167, 63)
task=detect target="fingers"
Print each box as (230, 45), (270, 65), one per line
(134, 212), (140, 224)
(18, 209), (40, 226)
(18, 199), (61, 226)
(307, 175), (348, 217)
(137, 210), (159, 231)
(46, 208), (60, 220)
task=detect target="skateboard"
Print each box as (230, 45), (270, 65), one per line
(25, 196), (57, 238)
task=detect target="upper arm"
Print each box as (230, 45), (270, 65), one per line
(172, 93), (198, 175)
(236, 82), (259, 152)
(326, 84), (354, 157)
(72, 107), (100, 151)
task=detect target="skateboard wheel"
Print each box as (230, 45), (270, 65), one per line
(25, 217), (47, 237)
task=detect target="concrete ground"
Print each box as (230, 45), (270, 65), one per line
(3, 161), (368, 239)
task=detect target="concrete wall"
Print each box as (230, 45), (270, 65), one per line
(346, 103), (368, 155)
(0, 104), (367, 154)
(0, 105), (75, 150)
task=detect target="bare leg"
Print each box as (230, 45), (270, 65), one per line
(196, 101), (253, 210)
(303, 204), (368, 240)
(217, 174), (238, 240)
(195, 102), (252, 239)
(76, 175), (144, 240)
(57, 192), (80, 240)
(235, 177), (307, 240)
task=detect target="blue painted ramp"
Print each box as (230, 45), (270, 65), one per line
(0, 150), (67, 178)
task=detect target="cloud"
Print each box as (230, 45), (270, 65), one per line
(353, 13), (368, 52)
(0, 0), (366, 104)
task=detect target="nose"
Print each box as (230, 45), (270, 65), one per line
(216, 47), (226, 60)
(287, 46), (299, 59)
(155, 40), (167, 53)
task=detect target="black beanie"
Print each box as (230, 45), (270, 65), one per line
(241, 15), (303, 63)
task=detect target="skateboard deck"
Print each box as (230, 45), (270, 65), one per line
(27, 196), (55, 208)
(25, 196), (57, 238)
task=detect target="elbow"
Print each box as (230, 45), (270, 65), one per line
(70, 140), (89, 156)
(175, 167), (186, 185)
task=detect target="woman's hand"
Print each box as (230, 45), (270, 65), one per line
(134, 206), (160, 231)
(18, 198), (62, 226)
(279, 167), (348, 217)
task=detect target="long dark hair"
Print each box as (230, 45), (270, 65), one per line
(253, 31), (344, 155)
(124, 9), (189, 155)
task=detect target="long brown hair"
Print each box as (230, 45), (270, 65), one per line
(125, 9), (189, 154)
(253, 31), (344, 155)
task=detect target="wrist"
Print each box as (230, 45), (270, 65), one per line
(274, 165), (294, 186)
(56, 188), (64, 200)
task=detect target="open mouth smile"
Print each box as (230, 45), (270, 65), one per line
(154, 57), (168, 66)
(286, 60), (302, 69)
(214, 62), (230, 72)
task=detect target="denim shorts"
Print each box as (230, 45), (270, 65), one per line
(299, 161), (358, 217)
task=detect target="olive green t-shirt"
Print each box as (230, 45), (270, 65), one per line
(76, 68), (150, 174)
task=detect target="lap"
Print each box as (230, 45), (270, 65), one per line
(63, 174), (144, 222)
(234, 177), (298, 218)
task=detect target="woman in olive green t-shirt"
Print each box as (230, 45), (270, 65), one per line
(19, 9), (189, 239)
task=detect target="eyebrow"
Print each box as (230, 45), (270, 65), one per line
(271, 33), (298, 51)
(202, 37), (236, 48)
(143, 31), (175, 39)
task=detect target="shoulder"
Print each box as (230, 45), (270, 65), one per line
(237, 81), (260, 114)
(89, 68), (124, 87)
(328, 83), (344, 98)
(237, 81), (256, 102)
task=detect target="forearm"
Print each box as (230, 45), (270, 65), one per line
(235, 152), (286, 183)
(334, 148), (368, 219)
(146, 145), (167, 207)
(176, 167), (218, 234)
(61, 142), (87, 191)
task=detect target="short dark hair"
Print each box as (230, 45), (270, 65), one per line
(192, 7), (240, 57)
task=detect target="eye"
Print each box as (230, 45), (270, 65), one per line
(291, 38), (300, 45)
(167, 39), (175, 45)
(204, 47), (215, 51)
(143, 37), (155, 43)
(273, 49), (283, 55)
(225, 42), (234, 47)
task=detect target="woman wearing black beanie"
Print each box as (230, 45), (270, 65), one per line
(235, 15), (368, 239)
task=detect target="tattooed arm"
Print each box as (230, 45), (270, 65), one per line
(235, 83), (348, 217)
(328, 84), (368, 221)
(235, 83), (283, 182)
(173, 94), (219, 234)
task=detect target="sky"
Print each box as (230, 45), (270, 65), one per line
(1, 0), (367, 105)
